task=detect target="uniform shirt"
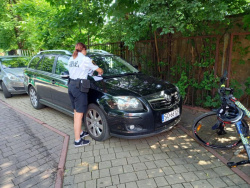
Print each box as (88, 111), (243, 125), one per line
(68, 52), (98, 80)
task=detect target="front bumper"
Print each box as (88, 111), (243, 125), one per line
(110, 116), (181, 139)
(4, 80), (26, 94)
(106, 101), (182, 139)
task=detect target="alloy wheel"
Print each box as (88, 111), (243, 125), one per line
(86, 109), (104, 137)
(29, 87), (38, 108)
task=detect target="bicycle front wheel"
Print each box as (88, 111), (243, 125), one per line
(192, 111), (248, 149)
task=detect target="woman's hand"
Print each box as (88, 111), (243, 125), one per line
(96, 68), (103, 76)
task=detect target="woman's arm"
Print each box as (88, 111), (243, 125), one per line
(96, 68), (103, 75)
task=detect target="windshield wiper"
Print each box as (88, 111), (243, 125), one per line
(121, 72), (139, 75)
(102, 72), (139, 79)
(102, 75), (123, 79)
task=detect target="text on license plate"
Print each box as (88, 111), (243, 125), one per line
(161, 108), (180, 123)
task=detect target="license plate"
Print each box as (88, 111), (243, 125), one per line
(162, 108), (180, 123)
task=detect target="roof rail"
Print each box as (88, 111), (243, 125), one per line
(87, 49), (111, 55)
(37, 50), (72, 55)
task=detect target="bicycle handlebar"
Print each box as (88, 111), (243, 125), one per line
(220, 70), (228, 84)
(218, 70), (234, 96)
(217, 71), (237, 111)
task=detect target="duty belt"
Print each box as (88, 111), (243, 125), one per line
(68, 78), (80, 84)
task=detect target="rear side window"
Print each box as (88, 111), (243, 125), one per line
(39, 55), (55, 73)
(28, 56), (42, 69)
(55, 56), (69, 75)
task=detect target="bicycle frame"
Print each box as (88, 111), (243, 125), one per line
(227, 98), (250, 167)
(234, 100), (250, 118)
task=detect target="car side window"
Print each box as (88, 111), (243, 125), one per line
(39, 55), (55, 73)
(28, 56), (42, 69)
(55, 56), (69, 75)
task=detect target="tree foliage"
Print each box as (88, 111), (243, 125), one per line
(101, 0), (250, 49)
(0, 0), (249, 51)
(0, 0), (19, 50)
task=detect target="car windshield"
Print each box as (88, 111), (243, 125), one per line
(90, 55), (139, 76)
(1, 57), (30, 69)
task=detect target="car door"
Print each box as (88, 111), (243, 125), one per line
(35, 55), (56, 103)
(50, 55), (73, 111)
(24, 55), (43, 91)
(0, 60), (3, 82)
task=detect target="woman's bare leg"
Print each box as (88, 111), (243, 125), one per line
(74, 110), (83, 141)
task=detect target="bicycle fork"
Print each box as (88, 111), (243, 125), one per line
(227, 121), (250, 168)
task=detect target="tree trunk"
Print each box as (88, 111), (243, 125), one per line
(154, 31), (161, 75)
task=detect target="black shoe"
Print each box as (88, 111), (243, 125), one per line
(74, 139), (90, 147)
(80, 131), (89, 138)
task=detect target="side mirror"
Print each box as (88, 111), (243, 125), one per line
(60, 71), (69, 79)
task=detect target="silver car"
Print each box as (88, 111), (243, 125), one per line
(0, 56), (31, 98)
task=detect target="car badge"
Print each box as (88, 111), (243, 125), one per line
(164, 94), (171, 102)
(156, 84), (162, 89)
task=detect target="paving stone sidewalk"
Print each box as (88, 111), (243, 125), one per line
(0, 100), (64, 188)
(0, 94), (249, 188)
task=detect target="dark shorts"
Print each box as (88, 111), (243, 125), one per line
(68, 81), (88, 113)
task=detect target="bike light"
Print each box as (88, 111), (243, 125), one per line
(197, 124), (202, 131)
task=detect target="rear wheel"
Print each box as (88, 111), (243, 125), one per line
(29, 86), (45, 109)
(2, 82), (12, 98)
(192, 111), (249, 149)
(84, 104), (110, 141)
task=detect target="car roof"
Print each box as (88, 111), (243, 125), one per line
(37, 50), (72, 55)
(87, 49), (112, 56)
(36, 49), (113, 56)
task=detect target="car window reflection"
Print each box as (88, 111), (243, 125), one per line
(1, 57), (31, 69)
(90, 55), (138, 76)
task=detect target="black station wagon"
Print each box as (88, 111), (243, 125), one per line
(24, 50), (182, 141)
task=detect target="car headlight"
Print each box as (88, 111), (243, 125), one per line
(107, 96), (144, 111)
(6, 73), (19, 81)
(175, 85), (179, 92)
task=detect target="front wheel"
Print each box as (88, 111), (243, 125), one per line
(2, 82), (12, 98)
(29, 86), (45, 109)
(192, 111), (249, 149)
(84, 104), (110, 141)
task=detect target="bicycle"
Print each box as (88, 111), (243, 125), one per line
(192, 71), (250, 168)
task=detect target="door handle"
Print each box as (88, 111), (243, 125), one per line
(52, 80), (56, 84)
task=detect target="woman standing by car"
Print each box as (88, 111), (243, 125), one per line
(68, 42), (103, 147)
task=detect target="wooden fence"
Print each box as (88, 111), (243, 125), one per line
(89, 32), (250, 108)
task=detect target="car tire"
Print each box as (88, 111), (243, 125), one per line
(84, 104), (110, 141)
(29, 86), (45, 109)
(2, 82), (12, 98)
(0, 81), (2, 91)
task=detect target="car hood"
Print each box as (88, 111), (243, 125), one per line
(4, 68), (25, 77)
(95, 74), (176, 97)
